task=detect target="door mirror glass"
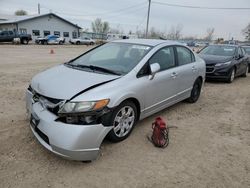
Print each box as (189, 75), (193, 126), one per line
(149, 63), (160, 80)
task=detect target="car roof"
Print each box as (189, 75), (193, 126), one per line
(111, 39), (182, 47)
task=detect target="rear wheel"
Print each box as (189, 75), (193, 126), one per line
(90, 42), (94, 45)
(21, 38), (28, 44)
(242, 65), (248, 77)
(187, 79), (202, 103)
(76, 41), (80, 45)
(107, 101), (138, 142)
(226, 67), (235, 83)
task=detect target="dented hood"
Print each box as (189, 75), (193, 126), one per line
(31, 64), (119, 99)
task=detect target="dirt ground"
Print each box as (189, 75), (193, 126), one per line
(0, 44), (249, 188)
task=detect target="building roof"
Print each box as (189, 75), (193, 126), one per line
(0, 13), (81, 29)
(112, 39), (182, 47)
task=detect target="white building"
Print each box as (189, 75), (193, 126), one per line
(0, 13), (81, 42)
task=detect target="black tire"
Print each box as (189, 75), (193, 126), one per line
(106, 101), (138, 142)
(242, 65), (248, 77)
(76, 41), (80, 45)
(226, 67), (236, 83)
(90, 42), (94, 45)
(21, 38), (28, 44)
(187, 79), (202, 103)
(59, 41), (63, 45)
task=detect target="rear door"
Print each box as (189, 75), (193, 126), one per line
(174, 46), (198, 96)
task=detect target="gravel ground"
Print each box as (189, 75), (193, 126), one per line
(0, 44), (249, 188)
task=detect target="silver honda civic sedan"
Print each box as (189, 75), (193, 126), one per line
(26, 39), (205, 161)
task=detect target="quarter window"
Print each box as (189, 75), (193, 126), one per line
(176, 46), (194, 66)
(149, 47), (175, 71)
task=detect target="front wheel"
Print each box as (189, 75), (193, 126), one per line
(187, 79), (202, 103)
(226, 67), (235, 83)
(106, 101), (138, 142)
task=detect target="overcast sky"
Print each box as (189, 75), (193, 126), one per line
(0, 0), (249, 40)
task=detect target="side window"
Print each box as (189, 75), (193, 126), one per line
(9, 31), (14, 35)
(176, 46), (194, 66)
(240, 48), (245, 56)
(148, 47), (175, 71)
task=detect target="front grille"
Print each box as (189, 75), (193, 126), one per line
(206, 64), (216, 73)
(31, 88), (63, 115)
(206, 67), (214, 73)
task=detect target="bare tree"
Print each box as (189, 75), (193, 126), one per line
(167, 24), (183, 40)
(242, 23), (250, 41)
(91, 18), (110, 34)
(204, 28), (215, 41)
(15, 10), (27, 16)
(148, 27), (165, 39)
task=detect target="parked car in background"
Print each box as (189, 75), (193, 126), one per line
(35, 35), (65, 45)
(241, 45), (250, 72)
(199, 44), (248, 83)
(0, 30), (32, 44)
(69, 37), (95, 45)
(26, 39), (205, 161)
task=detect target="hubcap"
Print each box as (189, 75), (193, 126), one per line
(113, 106), (135, 137)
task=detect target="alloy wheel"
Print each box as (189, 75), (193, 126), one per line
(113, 106), (135, 137)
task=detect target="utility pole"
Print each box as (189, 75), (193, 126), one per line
(38, 3), (40, 14)
(146, 0), (151, 38)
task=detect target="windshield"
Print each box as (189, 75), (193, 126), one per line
(242, 46), (250, 55)
(68, 42), (151, 75)
(200, 45), (236, 56)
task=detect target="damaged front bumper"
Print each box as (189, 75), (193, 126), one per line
(26, 89), (112, 161)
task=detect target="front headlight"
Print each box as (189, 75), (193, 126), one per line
(58, 99), (109, 114)
(215, 61), (231, 67)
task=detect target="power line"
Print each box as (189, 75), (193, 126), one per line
(40, 1), (147, 17)
(153, 1), (250, 10)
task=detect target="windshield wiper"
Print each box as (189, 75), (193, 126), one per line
(89, 65), (121, 75)
(69, 64), (121, 75)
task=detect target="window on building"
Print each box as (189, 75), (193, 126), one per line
(32, 30), (40, 36)
(63, 32), (69, 37)
(44, 31), (50, 37)
(54, 31), (60, 36)
(19, 28), (27, 34)
(72, 31), (77, 39)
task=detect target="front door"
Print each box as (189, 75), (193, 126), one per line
(139, 46), (180, 116)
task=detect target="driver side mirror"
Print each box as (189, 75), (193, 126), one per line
(236, 54), (243, 60)
(149, 63), (160, 80)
